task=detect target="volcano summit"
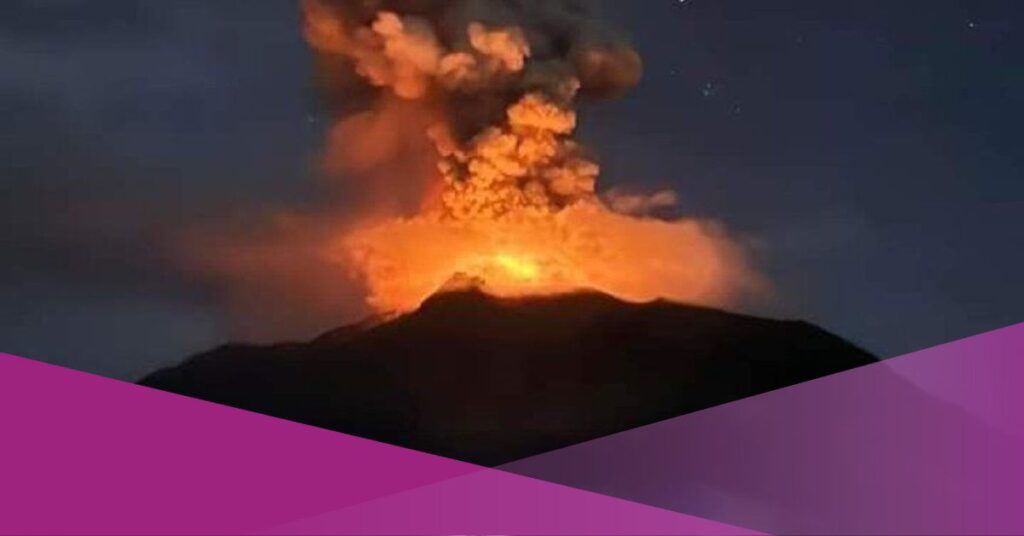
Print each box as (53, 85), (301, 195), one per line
(141, 288), (875, 465)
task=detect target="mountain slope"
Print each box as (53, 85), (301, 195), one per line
(140, 288), (876, 465)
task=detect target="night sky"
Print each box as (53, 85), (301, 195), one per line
(2, 1), (1022, 379)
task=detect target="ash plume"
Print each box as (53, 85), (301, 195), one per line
(303, 0), (644, 215)
(183, 0), (762, 334)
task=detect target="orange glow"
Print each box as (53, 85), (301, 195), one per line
(172, 1), (763, 340)
(336, 198), (755, 313)
(492, 254), (541, 282)
(301, 1), (762, 315)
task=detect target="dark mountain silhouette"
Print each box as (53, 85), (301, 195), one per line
(140, 287), (876, 465)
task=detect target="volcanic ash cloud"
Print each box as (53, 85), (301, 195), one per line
(180, 0), (762, 335)
(297, 0), (763, 313)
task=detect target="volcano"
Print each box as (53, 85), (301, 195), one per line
(140, 287), (875, 465)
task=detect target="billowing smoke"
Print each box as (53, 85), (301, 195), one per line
(185, 0), (762, 335)
(302, 0), (642, 104)
(303, 0), (643, 216)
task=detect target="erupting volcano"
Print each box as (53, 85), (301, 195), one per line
(302, 0), (759, 314)
(146, 1), (878, 466)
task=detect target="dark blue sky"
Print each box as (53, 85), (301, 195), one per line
(2, 1), (1022, 379)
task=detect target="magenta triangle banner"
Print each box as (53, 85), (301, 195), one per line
(0, 352), (756, 535)
(504, 322), (1024, 535)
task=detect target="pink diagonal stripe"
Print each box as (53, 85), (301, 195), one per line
(0, 353), (476, 534)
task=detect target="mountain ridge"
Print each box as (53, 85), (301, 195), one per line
(140, 288), (876, 465)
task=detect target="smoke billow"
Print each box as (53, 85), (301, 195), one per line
(186, 0), (762, 332)
(303, 0), (644, 215)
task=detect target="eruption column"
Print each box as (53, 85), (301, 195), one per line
(301, 0), (760, 313)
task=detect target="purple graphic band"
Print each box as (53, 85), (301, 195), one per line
(0, 352), (756, 535)
(505, 322), (1024, 535)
